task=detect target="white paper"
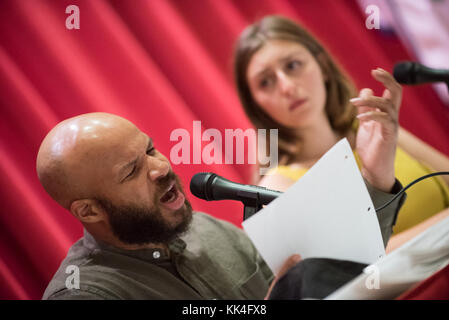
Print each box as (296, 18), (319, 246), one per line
(325, 215), (449, 300)
(242, 138), (385, 274)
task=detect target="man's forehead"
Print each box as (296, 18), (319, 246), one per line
(69, 129), (147, 169)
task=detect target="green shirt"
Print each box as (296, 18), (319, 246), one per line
(42, 212), (274, 300)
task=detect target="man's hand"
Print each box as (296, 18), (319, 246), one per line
(264, 254), (301, 300)
(350, 68), (402, 193)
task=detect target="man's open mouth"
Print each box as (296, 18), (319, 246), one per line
(160, 183), (178, 203)
(159, 181), (186, 210)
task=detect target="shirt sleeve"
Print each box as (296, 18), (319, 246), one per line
(46, 288), (117, 300)
(365, 178), (407, 247)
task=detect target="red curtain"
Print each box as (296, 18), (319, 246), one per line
(1, 0), (448, 300)
(397, 264), (449, 300)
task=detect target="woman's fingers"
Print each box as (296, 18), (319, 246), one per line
(359, 88), (373, 99)
(277, 254), (302, 278)
(356, 111), (398, 136)
(356, 110), (389, 121)
(357, 106), (377, 115)
(351, 68), (402, 129)
(350, 96), (395, 117)
(264, 254), (301, 300)
(371, 68), (402, 108)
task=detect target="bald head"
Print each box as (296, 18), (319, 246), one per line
(36, 113), (141, 209)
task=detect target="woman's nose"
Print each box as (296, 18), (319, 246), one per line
(277, 72), (296, 96)
(147, 157), (170, 182)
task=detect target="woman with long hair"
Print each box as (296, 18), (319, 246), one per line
(233, 15), (449, 252)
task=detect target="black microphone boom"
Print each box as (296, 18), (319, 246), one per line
(190, 172), (283, 219)
(393, 61), (449, 87)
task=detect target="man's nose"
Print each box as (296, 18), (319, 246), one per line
(277, 72), (296, 96)
(147, 157), (170, 181)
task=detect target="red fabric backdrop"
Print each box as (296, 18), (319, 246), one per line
(0, 0), (448, 300)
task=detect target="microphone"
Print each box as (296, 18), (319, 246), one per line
(190, 172), (282, 206)
(393, 61), (449, 85)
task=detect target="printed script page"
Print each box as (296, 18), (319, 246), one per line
(242, 139), (386, 274)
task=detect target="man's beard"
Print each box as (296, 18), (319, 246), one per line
(96, 173), (193, 245)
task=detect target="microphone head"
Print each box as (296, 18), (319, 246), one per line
(393, 61), (416, 84)
(190, 172), (216, 201)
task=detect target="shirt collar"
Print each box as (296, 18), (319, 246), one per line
(82, 229), (186, 262)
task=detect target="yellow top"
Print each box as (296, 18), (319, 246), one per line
(270, 147), (449, 235)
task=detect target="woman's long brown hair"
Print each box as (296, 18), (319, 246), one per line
(234, 15), (357, 170)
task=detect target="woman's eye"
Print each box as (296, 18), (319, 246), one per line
(286, 60), (302, 71)
(259, 77), (274, 89)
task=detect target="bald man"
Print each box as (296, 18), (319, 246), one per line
(38, 112), (275, 299)
(38, 113), (405, 300)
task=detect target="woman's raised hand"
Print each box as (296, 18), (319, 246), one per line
(350, 68), (402, 192)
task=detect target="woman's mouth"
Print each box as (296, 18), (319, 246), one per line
(289, 99), (307, 111)
(160, 182), (185, 211)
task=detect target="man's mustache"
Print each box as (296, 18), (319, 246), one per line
(156, 171), (180, 194)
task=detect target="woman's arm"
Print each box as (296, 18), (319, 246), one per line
(258, 172), (296, 192)
(398, 127), (449, 186)
(386, 207), (449, 253)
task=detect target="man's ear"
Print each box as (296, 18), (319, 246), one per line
(70, 199), (106, 223)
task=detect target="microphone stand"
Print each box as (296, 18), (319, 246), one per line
(243, 203), (263, 221)
(240, 190), (264, 220)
